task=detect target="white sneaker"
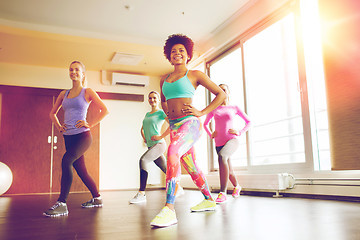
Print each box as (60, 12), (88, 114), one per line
(129, 192), (146, 204)
(176, 186), (185, 197)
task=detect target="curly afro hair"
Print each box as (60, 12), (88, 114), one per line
(163, 34), (194, 64)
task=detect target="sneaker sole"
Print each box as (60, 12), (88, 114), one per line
(43, 212), (69, 217)
(150, 219), (178, 228)
(129, 199), (147, 204)
(215, 201), (227, 204)
(190, 207), (216, 212)
(82, 204), (103, 208)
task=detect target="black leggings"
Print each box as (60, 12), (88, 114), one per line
(58, 131), (100, 203)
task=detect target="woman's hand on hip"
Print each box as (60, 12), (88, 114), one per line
(228, 129), (239, 136)
(182, 103), (203, 117)
(151, 135), (162, 141)
(211, 131), (217, 139)
(58, 124), (67, 133)
(75, 120), (90, 129)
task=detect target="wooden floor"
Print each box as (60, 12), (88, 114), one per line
(0, 189), (360, 240)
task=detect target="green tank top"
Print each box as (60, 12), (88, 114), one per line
(142, 110), (167, 147)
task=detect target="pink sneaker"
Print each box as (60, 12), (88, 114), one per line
(215, 192), (227, 204)
(232, 185), (242, 198)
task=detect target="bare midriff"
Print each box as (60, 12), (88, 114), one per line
(166, 98), (193, 120)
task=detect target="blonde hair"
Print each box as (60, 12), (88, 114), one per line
(70, 61), (86, 86)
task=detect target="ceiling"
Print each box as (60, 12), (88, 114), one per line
(0, 0), (255, 76)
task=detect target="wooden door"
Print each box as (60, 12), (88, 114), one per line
(0, 92), (53, 194)
(0, 85), (100, 195)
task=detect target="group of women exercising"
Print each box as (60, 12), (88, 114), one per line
(43, 34), (251, 228)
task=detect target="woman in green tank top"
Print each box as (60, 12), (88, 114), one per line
(129, 91), (183, 204)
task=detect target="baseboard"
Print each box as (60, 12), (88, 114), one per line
(240, 190), (360, 202)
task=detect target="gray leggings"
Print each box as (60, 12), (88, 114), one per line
(139, 141), (167, 191)
(216, 138), (240, 159)
(215, 138), (240, 192)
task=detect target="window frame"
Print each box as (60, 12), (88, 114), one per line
(205, 0), (316, 174)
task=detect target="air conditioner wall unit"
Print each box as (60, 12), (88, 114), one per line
(112, 72), (149, 87)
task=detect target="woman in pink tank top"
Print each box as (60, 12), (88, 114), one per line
(204, 84), (251, 203)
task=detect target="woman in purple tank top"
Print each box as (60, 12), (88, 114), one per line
(43, 61), (109, 217)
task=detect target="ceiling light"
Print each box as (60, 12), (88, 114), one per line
(111, 52), (144, 66)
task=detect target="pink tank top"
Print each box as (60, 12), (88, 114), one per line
(203, 105), (251, 146)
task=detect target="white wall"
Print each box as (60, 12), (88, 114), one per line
(197, 0), (288, 57)
(99, 99), (164, 190)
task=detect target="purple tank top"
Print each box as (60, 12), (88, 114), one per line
(62, 88), (90, 135)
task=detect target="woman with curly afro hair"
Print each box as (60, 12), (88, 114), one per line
(150, 34), (226, 227)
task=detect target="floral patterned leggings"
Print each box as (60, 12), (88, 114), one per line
(166, 115), (213, 204)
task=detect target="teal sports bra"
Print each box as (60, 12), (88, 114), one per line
(162, 70), (195, 100)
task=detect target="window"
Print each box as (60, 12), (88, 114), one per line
(205, 1), (330, 173)
(299, 0), (330, 170)
(243, 13), (306, 166)
(208, 48), (248, 168)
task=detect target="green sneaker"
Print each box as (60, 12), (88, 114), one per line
(150, 206), (178, 227)
(43, 201), (68, 217)
(81, 198), (103, 208)
(190, 199), (216, 212)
